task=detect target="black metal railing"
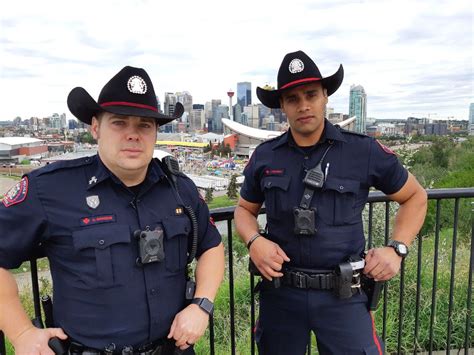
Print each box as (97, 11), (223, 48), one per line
(1, 188), (473, 354)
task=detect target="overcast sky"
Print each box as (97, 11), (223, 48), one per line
(0, 0), (472, 122)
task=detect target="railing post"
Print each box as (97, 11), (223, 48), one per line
(446, 198), (460, 354)
(227, 220), (236, 355)
(464, 202), (473, 355)
(413, 233), (423, 354)
(30, 259), (43, 326)
(0, 331), (5, 355)
(250, 274), (256, 355)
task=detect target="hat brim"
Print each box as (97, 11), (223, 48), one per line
(257, 64), (344, 109)
(67, 87), (183, 126)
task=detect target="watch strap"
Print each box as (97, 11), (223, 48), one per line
(191, 297), (214, 315)
(387, 240), (408, 257)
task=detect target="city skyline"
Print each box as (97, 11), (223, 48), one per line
(1, 0), (472, 121)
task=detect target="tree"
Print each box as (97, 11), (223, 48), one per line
(79, 132), (97, 144)
(205, 188), (214, 203)
(227, 174), (238, 199)
(203, 142), (212, 153)
(430, 136), (452, 168)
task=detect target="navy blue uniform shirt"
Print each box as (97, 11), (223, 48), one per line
(0, 155), (221, 349)
(240, 120), (408, 269)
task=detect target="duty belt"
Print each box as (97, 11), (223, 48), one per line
(281, 268), (336, 290)
(68, 337), (178, 355)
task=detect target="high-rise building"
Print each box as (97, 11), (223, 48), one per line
(60, 113), (67, 129)
(349, 85), (367, 133)
(233, 103), (242, 124)
(325, 107), (334, 120)
(243, 105), (259, 128)
(176, 91), (193, 114)
(156, 96), (162, 113)
(164, 92), (178, 117)
(211, 104), (228, 133)
(190, 104), (205, 132)
(237, 82), (252, 109)
(50, 113), (61, 129)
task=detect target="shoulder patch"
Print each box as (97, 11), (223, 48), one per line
(376, 140), (395, 155)
(2, 176), (29, 207)
(209, 216), (216, 227)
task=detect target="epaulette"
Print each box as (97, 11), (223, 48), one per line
(35, 156), (95, 177)
(259, 131), (287, 147)
(337, 127), (369, 138)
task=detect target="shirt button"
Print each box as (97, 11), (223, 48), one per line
(98, 239), (105, 245)
(339, 186), (344, 190)
(304, 156), (309, 160)
(150, 288), (157, 295)
(267, 181), (272, 187)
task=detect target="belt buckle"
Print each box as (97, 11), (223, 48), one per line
(293, 271), (307, 288)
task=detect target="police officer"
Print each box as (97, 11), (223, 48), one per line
(0, 66), (225, 354)
(234, 51), (427, 354)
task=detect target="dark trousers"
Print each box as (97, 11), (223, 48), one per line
(256, 286), (384, 355)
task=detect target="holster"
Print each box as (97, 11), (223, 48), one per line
(249, 258), (281, 288)
(334, 261), (356, 299)
(361, 275), (384, 311)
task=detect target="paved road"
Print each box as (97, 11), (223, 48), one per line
(0, 176), (18, 195)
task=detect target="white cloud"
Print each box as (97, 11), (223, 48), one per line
(0, 0), (472, 120)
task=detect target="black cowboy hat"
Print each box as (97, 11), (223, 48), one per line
(257, 50), (344, 109)
(67, 66), (183, 125)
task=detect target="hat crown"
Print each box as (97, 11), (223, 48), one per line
(98, 66), (158, 109)
(277, 50), (322, 89)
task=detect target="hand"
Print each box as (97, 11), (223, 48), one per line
(12, 326), (68, 355)
(167, 303), (210, 350)
(249, 236), (290, 281)
(364, 247), (402, 281)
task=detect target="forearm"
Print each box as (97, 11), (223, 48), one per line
(0, 268), (34, 343)
(194, 243), (225, 301)
(391, 188), (428, 246)
(234, 205), (260, 244)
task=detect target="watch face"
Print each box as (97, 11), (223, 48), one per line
(398, 244), (408, 255)
(202, 298), (214, 313)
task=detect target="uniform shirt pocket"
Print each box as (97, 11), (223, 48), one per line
(162, 214), (191, 273)
(318, 177), (360, 226)
(72, 224), (131, 289)
(260, 176), (291, 219)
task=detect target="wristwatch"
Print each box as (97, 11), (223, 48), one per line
(191, 297), (214, 315)
(387, 240), (409, 258)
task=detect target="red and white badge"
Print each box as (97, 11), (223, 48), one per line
(209, 216), (216, 227)
(2, 176), (28, 207)
(376, 140), (395, 155)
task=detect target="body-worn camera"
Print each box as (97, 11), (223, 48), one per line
(134, 227), (165, 265)
(293, 207), (317, 235)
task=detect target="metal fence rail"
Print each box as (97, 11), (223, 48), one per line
(1, 188), (473, 354)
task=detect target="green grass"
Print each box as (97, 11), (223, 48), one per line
(372, 228), (472, 353)
(207, 195), (238, 209)
(10, 258), (50, 275)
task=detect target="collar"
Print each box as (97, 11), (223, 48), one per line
(271, 119), (346, 150)
(86, 155), (166, 190)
